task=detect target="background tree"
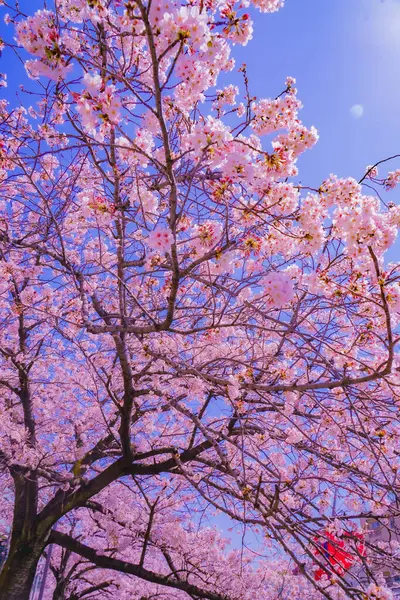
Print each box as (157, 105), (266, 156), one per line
(0, 0), (399, 599)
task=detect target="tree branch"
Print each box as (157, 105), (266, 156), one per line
(49, 531), (229, 600)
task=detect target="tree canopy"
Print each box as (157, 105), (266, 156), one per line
(0, 1), (399, 599)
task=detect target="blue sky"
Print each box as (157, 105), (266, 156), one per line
(235, 0), (400, 186)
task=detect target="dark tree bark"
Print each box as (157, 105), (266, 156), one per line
(0, 539), (45, 600)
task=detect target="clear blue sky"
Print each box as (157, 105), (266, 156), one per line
(235, 0), (400, 186)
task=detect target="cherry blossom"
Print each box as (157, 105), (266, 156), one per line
(146, 227), (174, 252)
(262, 270), (295, 306)
(385, 169), (400, 189)
(0, 1), (399, 599)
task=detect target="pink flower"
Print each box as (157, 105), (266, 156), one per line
(365, 583), (393, 600)
(193, 221), (223, 252)
(262, 271), (294, 307)
(82, 72), (103, 95)
(146, 227), (174, 252)
(385, 169), (400, 190)
(214, 84), (239, 110)
(365, 164), (378, 179)
(252, 0), (284, 12)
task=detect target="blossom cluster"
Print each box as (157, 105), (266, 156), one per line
(385, 169), (400, 189)
(262, 271), (295, 307)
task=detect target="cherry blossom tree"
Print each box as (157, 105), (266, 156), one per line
(0, 0), (400, 599)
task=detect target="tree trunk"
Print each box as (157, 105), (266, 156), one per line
(0, 540), (44, 600)
(52, 583), (65, 600)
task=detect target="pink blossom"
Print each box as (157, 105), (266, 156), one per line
(365, 164), (378, 179)
(365, 584), (393, 600)
(262, 271), (295, 307)
(385, 169), (400, 189)
(146, 227), (174, 252)
(82, 72), (103, 94)
(214, 84), (239, 110)
(193, 221), (223, 252)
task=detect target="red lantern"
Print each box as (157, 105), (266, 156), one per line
(313, 530), (365, 581)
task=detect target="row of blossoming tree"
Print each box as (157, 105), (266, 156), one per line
(0, 0), (400, 598)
